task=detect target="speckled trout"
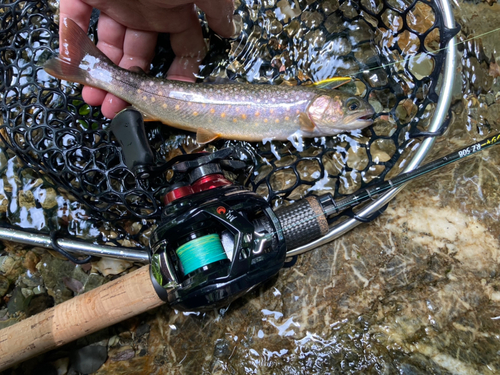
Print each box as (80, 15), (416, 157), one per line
(44, 19), (374, 144)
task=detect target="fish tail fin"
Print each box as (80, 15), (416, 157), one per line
(43, 18), (111, 88)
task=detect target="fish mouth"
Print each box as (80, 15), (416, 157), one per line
(358, 113), (373, 121)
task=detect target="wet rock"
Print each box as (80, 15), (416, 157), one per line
(0, 255), (25, 282)
(324, 13), (344, 34)
(275, 0), (302, 23)
(62, 276), (84, 294)
(22, 250), (41, 274)
(92, 258), (133, 277)
(38, 253), (76, 304)
(135, 323), (151, 337)
(52, 357), (69, 375)
(214, 339), (232, 359)
(109, 346), (135, 362)
(38, 187), (58, 210)
(26, 293), (54, 317)
(301, 11), (323, 29)
(70, 344), (108, 374)
(18, 190), (36, 210)
(21, 287), (34, 298)
(7, 286), (30, 315)
(0, 274), (10, 297)
(0, 193), (7, 214)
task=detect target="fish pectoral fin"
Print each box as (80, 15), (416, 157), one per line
(196, 129), (220, 144)
(299, 113), (315, 133)
(129, 106), (159, 122)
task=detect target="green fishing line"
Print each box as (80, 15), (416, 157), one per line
(176, 234), (227, 275)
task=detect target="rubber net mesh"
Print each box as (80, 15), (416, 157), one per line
(0, 0), (455, 223)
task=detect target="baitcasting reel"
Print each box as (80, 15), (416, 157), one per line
(110, 109), (333, 311)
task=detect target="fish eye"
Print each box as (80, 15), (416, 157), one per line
(346, 98), (360, 111)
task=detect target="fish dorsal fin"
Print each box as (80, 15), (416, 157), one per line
(299, 113), (315, 132)
(313, 77), (352, 90)
(129, 66), (147, 75)
(196, 128), (220, 144)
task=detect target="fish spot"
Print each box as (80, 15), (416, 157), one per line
(151, 97), (156, 102)
(270, 109), (274, 114)
(285, 116), (290, 121)
(137, 89), (142, 93)
(188, 102), (192, 106)
(228, 105), (231, 108)
(202, 104), (206, 108)
(210, 108), (215, 114)
(149, 81), (154, 86)
(221, 113), (226, 118)
(255, 111), (260, 116)
(275, 119), (279, 123)
(233, 118), (237, 123)
(162, 104), (167, 109)
(296, 110), (300, 114)
(193, 112), (198, 116)
(143, 96), (147, 101)
(235, 107), (239, 112)
(169, 84), (173, 88)
(241, 114), (247, 120)
(264, 119), (268, 123)
(175, 105), (180, 110)
(158, 91), (163, 95)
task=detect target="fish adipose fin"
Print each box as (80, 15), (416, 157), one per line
(43, 18), (112, 88)
(196, 129), (220, 144)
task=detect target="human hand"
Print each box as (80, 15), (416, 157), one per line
(60, 0), (235, 118)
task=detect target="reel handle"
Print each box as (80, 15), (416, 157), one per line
(109, 108), (156, 179)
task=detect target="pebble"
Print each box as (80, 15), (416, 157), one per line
(0, 275), (9, 297)
(92, 258), (133, 277)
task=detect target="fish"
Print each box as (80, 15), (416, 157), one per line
(44, 18), (375, 144)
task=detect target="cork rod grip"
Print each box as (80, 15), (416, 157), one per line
(0, 265), (164, 371)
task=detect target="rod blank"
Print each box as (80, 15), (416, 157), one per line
(0, 226), (149, 263)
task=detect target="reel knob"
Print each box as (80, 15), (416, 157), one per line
(109, 108), (155, 179)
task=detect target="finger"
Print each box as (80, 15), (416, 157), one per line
(167, 4), (206, 81)
(101, 28), (158, 118)
(59, 0), (93, 34)
(197, 0), (235, 38)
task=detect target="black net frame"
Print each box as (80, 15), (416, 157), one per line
(0, 0), (457, 223)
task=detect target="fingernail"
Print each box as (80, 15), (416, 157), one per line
(167, 75), (196, 83)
